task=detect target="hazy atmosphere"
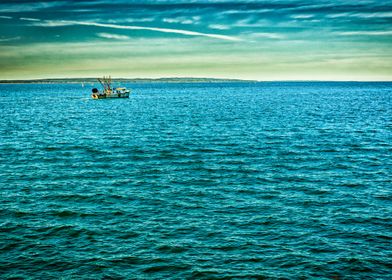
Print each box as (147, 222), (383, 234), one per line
(0, 0), (391, 80)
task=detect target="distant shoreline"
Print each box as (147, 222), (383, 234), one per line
(0, 78), (390, 84)
(0, 78), (256, 84)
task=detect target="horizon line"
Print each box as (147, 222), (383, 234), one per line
(0, 77), (391, 83)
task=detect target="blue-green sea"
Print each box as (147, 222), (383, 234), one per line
(0, 82), (391, 279)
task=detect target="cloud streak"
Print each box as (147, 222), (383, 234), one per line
(0, 36), (21, 42)
(162, 16), (200, 25)
(35, 19), (242, 41)
(249, 32), (285, 39)
(0, 1), (65, 12)
(96, 32), (130, 40)
(327, 12), (392, 19)
(209, 24), (230, 30)
(338, 30), (392, 36)
(20, 17), (41, 21)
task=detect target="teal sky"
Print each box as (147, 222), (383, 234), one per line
(0, 0), (391, 80)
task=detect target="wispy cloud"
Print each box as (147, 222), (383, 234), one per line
(355, 12), (392, 18)
(97, 32), (130, 40)
(34, 19), (242, 41)
(221, 9), (272, 15)
(163, 16), (200, 25)
(0, 36), (21, 42)
(209, 24), (230, 30)
(327, 12), (392, 19)
(291, 14), (314, 19)
(326, 13), (348, 19)
(0, 2), (66, 12)
(234, 18), (270, 28)
(163, 18), (192, 25)
(247, 32), (285, 39)
(338, 30), (392, 36)
(20, 17), (40, 22)
(108, 18), (155, 24)
(33, 20), (71, 27)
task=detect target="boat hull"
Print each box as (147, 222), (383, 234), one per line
(91, 92), (130, 99)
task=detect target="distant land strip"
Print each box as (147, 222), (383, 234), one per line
(1, 78), (391, 84)
(0, 78), (256, 84)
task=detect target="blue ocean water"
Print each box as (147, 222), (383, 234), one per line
(0, 82), (391, 279)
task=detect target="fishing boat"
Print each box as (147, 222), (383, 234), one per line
(91, 76), (130, 99)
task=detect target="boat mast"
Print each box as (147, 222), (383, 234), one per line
(98, 76), (112, 93)
(107, 76), (112, 91)
(98, 78), (106, 91)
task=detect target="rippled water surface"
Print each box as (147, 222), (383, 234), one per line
(1, 82), (391, 279)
